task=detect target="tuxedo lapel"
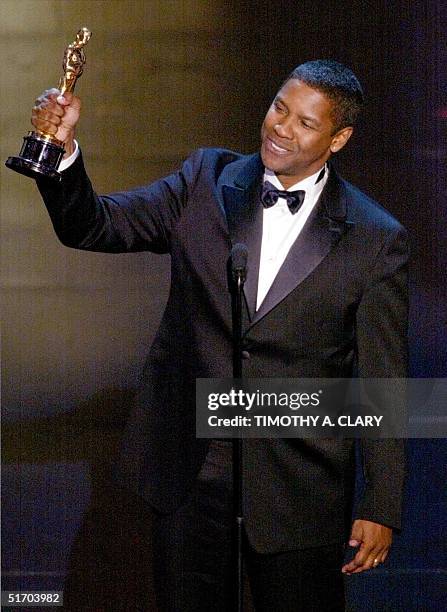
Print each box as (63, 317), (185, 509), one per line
(218, 153), (264, 319)
(217, 156), (354, 326)
(251, 164), (354, 326)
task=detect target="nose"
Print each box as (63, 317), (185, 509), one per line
(274, 116), (294, 140)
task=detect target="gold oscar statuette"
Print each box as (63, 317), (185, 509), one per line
(5, 27), (92, 182)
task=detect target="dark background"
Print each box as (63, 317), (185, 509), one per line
(1, 1), (446, 610)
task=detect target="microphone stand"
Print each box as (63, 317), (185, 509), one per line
(230, 244), (247, 612)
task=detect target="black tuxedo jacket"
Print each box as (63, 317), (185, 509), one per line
(37, 148), (408, 553)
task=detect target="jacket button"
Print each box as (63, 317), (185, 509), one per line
(242, 350), (251, 360)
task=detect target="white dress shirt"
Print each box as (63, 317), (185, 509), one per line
(256, 165), (327, 310)
(58, 140), (80, 171)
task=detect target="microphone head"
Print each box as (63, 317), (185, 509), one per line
(231, 243), (248, 281)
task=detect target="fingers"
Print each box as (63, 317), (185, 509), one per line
(31, 89), (80, 142)
(34, 88), (66, 110)
(32, 89), (64, 134)
(31, 107), (62, 135)
(380, 549), (389, 563)
(342, 520), (392, 574)
(342, 544), (378, 574)
(351, 546), (385, 573)
(342, 543), (390, 574)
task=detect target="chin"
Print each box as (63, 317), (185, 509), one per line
(262, 157), (289, 177)
(261, 144), (281, 173)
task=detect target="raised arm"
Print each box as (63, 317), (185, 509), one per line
(31, 89), (203, 253)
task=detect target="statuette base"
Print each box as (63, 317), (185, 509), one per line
(5, 132), (65, 182)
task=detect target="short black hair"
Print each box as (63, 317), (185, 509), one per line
(286, 60), (364, 132)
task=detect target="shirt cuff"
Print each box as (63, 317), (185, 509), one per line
(58, 140), (79, 172)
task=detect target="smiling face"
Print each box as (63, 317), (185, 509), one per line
(261, 79), (353, 188)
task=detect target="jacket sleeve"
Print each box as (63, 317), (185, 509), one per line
(353, 225), (409, 530)
(35, 148), (205, 254)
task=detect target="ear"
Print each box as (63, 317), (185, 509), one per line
(330, 126), (353, 153)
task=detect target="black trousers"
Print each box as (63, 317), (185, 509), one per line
(152, 440), (345, 612)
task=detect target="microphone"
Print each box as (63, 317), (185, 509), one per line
(230, 243), (248, 284)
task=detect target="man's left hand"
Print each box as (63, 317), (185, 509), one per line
(341, 519), (392, 574)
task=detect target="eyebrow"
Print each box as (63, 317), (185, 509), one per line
(274, 96), (322, 128)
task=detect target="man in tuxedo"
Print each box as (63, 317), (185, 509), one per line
(32, 60), (408, 611)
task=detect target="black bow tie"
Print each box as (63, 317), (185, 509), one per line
(261, 180), (306, 214)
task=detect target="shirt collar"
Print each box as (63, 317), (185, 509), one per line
(263, 164), (327, 192)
